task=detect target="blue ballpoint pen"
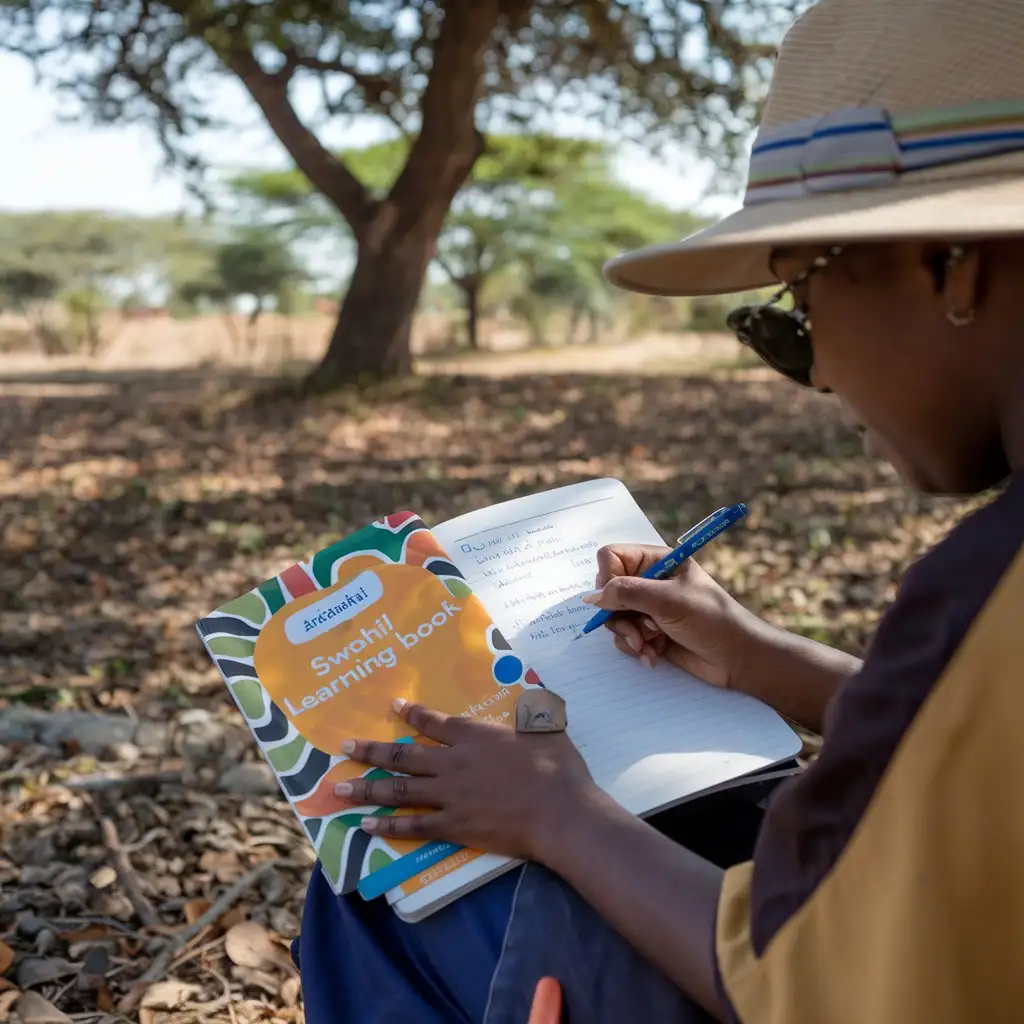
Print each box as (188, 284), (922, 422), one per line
(572, 502), (749, 640)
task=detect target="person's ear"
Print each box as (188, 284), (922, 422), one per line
(924, 243), (983, 327)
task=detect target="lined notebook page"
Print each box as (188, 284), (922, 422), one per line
(433, 478), (800, 817)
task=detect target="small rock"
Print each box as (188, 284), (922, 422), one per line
(88, 865), (117, 890)
(104, 741), (140, 764)
(15, 914), (50, 940)
(154, 875), (182, 899)
(33, 930), (57, 956)
(75, 945), (111, 991)
(175, 709), (227, 764)
(133, 720), (169, 756)
(53, 867), (88, 910)
(217, 761), (278, 796)
(38, 711), (135, 756)
(19, 865), (61, 887)
(270, 906), (301, 938)
(0, 705), (44, 746)
(91, 891), (134, 922)
(81, 945), (111, 976)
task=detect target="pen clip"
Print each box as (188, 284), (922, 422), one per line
(675, 507), (728, 546)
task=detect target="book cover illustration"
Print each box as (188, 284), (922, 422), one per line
(196, 512), (543, 896)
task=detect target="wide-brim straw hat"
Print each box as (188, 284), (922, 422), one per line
(605, 0), (1024, 297)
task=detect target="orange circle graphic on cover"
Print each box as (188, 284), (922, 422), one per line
(254, 558), (519, 753)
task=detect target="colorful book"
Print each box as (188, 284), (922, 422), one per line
(196, 513), (540, 904)
(198, 478), (801, 922)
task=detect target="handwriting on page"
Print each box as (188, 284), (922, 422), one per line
(451, 505), (618, 647)
(444, 489), (799, 815)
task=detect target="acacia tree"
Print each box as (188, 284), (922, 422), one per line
(232, 134), (636, 349)
(0, 0), (797, 389)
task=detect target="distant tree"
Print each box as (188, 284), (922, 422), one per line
(234, 135), (607, 349)
(0, 266), (62, 353)
(217, 229), (303, 331)
(234, 134), (690, 349)
(171, 227), (304, 355)
(1, 0), (800, 387)
(516, 179), (703, 345)
(0, 211), (188, 355)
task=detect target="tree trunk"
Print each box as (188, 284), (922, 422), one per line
(231, 3), (502, 389)
(566, 299), (584, 345)
(464, 281), (481, 350)
(304, 229), (435, 389)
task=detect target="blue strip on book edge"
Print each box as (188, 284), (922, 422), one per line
(356, 840), (462, 901)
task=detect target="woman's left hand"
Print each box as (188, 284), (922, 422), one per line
(336, 698), (601, 864)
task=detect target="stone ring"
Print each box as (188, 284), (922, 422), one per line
(515, 689), (568, 734)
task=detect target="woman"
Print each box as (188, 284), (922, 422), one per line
(293, 0), (1024, 1020)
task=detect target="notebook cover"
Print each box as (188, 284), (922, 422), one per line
(196, 511), (543, 897)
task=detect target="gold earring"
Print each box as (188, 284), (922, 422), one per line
(947, 308), (975, 327)
(944, 245), (974, 325)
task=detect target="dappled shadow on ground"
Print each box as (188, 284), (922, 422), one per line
(2, 363), (970, 705)
(0, 361), (978, 1020)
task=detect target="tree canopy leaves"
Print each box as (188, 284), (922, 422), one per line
(0, 0), (807, 382)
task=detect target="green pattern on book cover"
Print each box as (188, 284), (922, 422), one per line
(197, 513), (533, 893)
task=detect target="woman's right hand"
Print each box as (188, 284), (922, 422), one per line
(585, 544), (764, 690)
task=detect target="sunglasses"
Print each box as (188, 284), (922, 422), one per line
(725, 245), (844, 388)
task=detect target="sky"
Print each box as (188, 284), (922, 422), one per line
(0, 54), (740, 222)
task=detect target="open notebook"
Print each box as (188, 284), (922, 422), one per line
(385, 477), (800, 921)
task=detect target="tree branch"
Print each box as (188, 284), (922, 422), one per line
(433, 251), (460, 282)
(226, 48), (375, 233)
(390, 2), (517, 220)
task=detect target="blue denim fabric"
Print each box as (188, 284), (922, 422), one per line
(296, 863), (711, 1023)
(295, 772), (791, 1023)
(295, 864), (518, 1023)
(484, 864), (714, 1023)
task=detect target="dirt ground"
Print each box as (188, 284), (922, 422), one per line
(0, 335), (980, 1023)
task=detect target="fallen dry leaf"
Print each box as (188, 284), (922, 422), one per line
(55, 925), (117, 944)
(10, 992), (72, 1024)
(184, 898), (213, 925)
(1, 343), (985, 1024)
(140, 979), (203, 1010)
(219, 906), (248, 931)
(0, 943), (13, 977)
(224, 922), (293, 974)
(15, 960), (75, 990)
(280, 975), (301, 1008)
(232, 966), (278, 996)
(0, 990), (20, 1019)
(200, 850), (240, 883)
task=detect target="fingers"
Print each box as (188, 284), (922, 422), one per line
(335, 771), (437, 807)
(342, 736), (441, 775)
(394, 699), (465, 745)
(612, 632), (665, 668)
(608, 617), (645, 653)
(594, 544), (670, 587)
(361, 811), (452, 841)
(592, 574), (686, 620)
